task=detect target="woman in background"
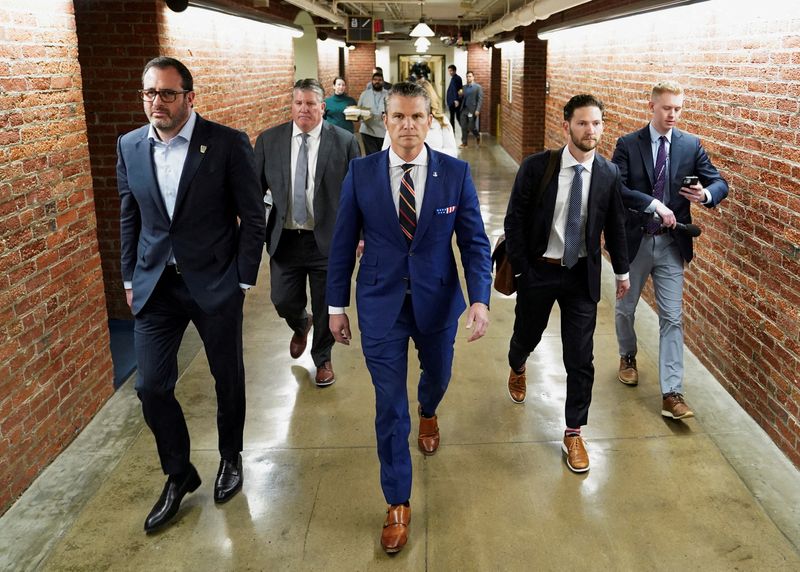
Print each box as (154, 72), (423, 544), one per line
(383, 79), (458, 157)
(324, 77), (357, 133)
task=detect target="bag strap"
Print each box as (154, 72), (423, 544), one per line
(533, 149), (560, 207)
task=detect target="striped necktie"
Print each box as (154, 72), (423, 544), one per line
(398, 163), (416, 245)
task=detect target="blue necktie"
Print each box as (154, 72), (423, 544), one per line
(646, 135), (668, 234)
(293, 133), (310, 225)
(562, 164), (584, 269)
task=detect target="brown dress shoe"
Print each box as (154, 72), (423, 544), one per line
(562, 434), (589, 473)
(662, 392), (694, 420)
(314, 361), (335, 386)
(289, 314), (313, 359)
(381, 504), (411, 554)
(417, 408), (440, 455)
(508, 368), (526, 403)
(618, 354), (638, 386)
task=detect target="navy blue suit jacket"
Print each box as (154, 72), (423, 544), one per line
(117, 114), (266, 315)
(504, 148), (629, 303)
(612, 126), (728, 263)
(326, 146), (492, 340)
(446, 74), (463, 108)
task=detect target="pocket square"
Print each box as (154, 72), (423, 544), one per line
(435, 206), (457, 215)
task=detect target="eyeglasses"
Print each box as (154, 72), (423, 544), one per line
(138, 89), (191, 103)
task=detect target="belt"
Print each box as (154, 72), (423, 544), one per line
(538, 257), (564, 266)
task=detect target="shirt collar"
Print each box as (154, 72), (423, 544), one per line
(292, 120), (323, 140)
(148, 110), (196, 144)
(389, 145), (428, 168)
(561, 145), (594, 173)
(648, 123), (673, 144)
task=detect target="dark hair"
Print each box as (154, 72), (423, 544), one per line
(385, 81), (431, 115)
(563, 94), (605, 121)
(333, 76), (346, 85)
(448, 64), (456, 71)
(293, 78), (325, 102)
(466, 70), (474, 76)
(374, 66), (383, 73)
(372, 72), (384, 80)
(142, 56), (193, 92)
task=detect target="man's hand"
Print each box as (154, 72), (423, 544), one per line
(615, 278), (630, 300)
(454, 101), (459, 108)
(465, 302), (489, 342)
(654, 202), (676, 228)
(679, 182), (706, 204)
(475, 111), (480, 116)
(330, 313), (352, 345)
(125, 288), (133, 309)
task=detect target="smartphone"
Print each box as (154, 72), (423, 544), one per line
(682, 176), (699, 187)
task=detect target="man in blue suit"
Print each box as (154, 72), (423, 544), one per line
(326, 81), (492, 554)
(117, 57), (265, 532)
(612, 81), (728, 420)
(445, 64), (463, 129)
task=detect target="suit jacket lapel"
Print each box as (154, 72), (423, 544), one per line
(132, 128), (170, 223)
(637, 126), (655, 189)
(541, 149), (562, 236)
(413, 145), (438, 245)
(173, 115), (209, 222)
(669, 128), (683, 187)
(586, 156), (607, 242)
(313, 123), (333, 216)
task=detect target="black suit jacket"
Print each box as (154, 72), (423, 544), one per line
(254, 120), (360, 258)
(504, 148), (629, 303)
(613, 125), (729, 263)
(117, 114), (266, 315)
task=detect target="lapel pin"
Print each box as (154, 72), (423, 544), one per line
(200, 145), (207, 154)
(432, 171), (438, 177)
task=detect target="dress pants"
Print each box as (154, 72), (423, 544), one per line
(361, 133), (384, 156)
(134, 266), (245, 475)
(361, 295), (458, 505)
(460, 113), (480, 145)
(508, 259), (597, 428)
(448, 104), (460, 130)
(270, 229), (334, 367)
(615, 233), (685, 395)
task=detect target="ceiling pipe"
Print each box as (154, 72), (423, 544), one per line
(284, 0), (348, 26)
(472, 0), (591, 41)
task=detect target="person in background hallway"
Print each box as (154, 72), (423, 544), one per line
(365, 66), (392, 91)
(324, 77), (357, 133)
(445, 64), (463, 130)
(458, 70), (483, 149)
(358, 73), (389, 155)
(254, 79), (360, 387)
(117, 56), (265, 532)
(613, 81), (728, 420)
(504, 94), (630, 474)
(382, 79), (458, 157)
(326, 81), (492, 554)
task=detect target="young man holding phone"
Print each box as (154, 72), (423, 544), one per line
(612, 81), (728, 420)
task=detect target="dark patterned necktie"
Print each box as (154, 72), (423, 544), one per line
(562, 164), (584, 268)
(645, 135), (668, 234)
(398, 163), (416, 245)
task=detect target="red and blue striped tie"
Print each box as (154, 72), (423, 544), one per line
(399, 163), (416, 245)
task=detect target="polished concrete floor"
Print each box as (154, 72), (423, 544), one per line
(2, 137), (800, 571)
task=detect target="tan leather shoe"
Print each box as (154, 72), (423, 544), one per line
(662, 392), (694, 420)
(562, 434), (589, 473)
(289, 314), (313, 359)
(418, 408), (440, 455)
(381, 504), (411, 554)
(315, 361), (335, 387)
(508, 368), (526, 403)
(618, 354), (638, 386)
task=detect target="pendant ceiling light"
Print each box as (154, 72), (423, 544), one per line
(414, 37), (431, 49)
(410, 1), (435, 37)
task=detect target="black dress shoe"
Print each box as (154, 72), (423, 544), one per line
(214, 454), (243, 503)
(144, 465), (201, 533)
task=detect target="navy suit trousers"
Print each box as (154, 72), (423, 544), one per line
(361, 295), (458, 505)
(134, 267), (245, 475)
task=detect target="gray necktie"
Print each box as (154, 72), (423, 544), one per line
(293, 133), (310, 225)
(562, 164), (584, 269)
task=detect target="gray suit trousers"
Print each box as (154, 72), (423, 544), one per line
(615, 233), (685, 395)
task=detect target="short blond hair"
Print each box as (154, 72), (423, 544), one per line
(651, 81), (683, 100)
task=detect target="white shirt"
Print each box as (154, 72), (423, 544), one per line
(328, 145), (429, 314)
(647, 123), (710, 208)
(544, 146), (593, 260)
(285, 121), (322, 231)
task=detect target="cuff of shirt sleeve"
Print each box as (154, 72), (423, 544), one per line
(239, 283), (253, 290)
(702, 188), (712, 204)
(328, 306), (345, 315)
(645, 199), (660, 214)
(123, 281), (132, 290)
(615, 273), (630, 281)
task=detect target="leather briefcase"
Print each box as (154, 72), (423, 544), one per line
(492, 234), (515, 295)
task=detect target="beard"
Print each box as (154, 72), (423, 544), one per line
(569, 128), (599, 152)
(373, 84), (383, 91)
(148, 103), (190, 133)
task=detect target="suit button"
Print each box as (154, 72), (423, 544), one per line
(409, 252), (414, 257)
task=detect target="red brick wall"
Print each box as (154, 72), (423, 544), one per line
(317, 40), (341, 97)
(346, 43), (376, 100)
(74, 0), (296, 319)
(543, 3), (800, 466)
(0, 0), (114, 515)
